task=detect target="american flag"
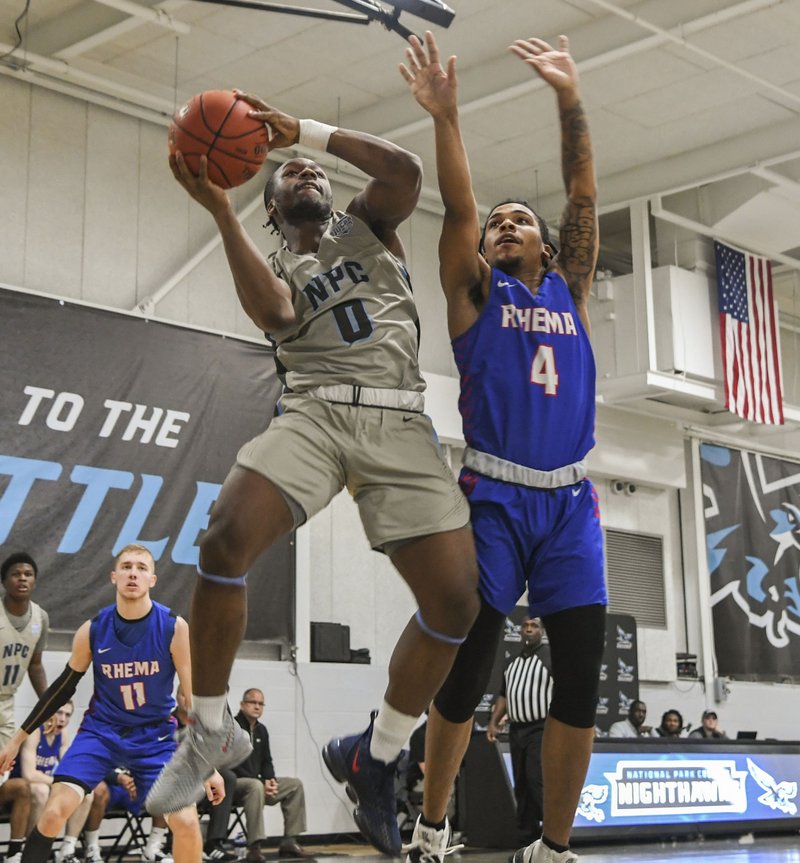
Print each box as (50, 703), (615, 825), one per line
(714, 240), (784, 425)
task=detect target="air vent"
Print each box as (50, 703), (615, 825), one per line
(604, 528), (666, 628)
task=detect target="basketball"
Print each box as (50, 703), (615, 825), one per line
(168, 90), (269, 189)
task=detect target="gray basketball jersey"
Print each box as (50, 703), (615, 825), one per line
(269, 212), (426, 393)
(0, 601), (44, 696)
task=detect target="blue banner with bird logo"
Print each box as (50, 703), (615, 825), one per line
(701, 442), (800, 680)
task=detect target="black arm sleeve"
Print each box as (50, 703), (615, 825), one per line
(21, 663), (86, 734)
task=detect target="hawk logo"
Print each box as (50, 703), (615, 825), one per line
(617, 691), (634, 714)
(747, 758), (798, 815)
(577, 784), (608, 823)
(616, 658), (635, 682)
(598, 663), (608, 682)
(331, 215), (354, 237)
(595, 696), (609, 716)
(504, 619), (522, 642)
(703, 445), (800, 650)
(616, 625), (633, 650)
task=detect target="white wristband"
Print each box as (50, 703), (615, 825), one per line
(298, 119), (336, 152)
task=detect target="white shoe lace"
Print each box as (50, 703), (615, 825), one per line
(401, 819), (463, 863)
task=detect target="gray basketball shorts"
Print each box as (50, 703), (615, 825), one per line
(236, 393), (470, 551)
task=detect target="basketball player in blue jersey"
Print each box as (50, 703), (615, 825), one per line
(401, 32), (606, 863)
(0, 545), (224, 863)
(151, 92), (480, 856)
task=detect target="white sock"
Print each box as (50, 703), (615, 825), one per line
(192, 694), (228, 731)
(147, 827), (168, 850)
(85, 831), (100, 848)
(369, 701), (417, 763)
(61, 838), (77, 855)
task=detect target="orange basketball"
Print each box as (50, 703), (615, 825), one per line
(168, 90), (269, 189)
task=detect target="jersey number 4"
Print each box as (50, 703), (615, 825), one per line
(530, 345), (559, 395)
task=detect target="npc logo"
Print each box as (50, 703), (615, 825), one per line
(331, 214), (355, 237)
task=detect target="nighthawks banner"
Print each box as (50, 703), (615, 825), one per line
(700, 442), (800, 680)
(0, 288), (291, 644)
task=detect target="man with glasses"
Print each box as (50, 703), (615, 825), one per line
(232, 689), (313, 862)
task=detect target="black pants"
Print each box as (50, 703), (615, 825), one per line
(509, 721), (545, 844)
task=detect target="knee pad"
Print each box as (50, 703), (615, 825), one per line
(544, 604), (606, 728)
(53, 779), (88, 802)
(434, 598), (506, 724)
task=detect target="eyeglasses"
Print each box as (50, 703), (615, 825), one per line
(244, 700), (265, 706)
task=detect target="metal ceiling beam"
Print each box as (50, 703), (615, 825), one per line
(582, 0), (800, 110)
(382, 0), (790, 141)
(92, 0), (191, 33)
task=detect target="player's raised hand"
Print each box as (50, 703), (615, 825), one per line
(169, 153), (230, 216)
(400, 31), (457, 118)
(235, 91), (298, 150)
(510, 36), (579, 94)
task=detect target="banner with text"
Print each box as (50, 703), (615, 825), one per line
(700, 442), (800, 680)
(0, 289), (291, 643)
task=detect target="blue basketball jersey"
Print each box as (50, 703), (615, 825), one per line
(35, 730), (61, 775)
(87, 602), (177, 728)
(10, 729), (61, 778)
(452, 267), (595, 471)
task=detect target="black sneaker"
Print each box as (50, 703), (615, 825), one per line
(204, 845), (237, 862)
(322, 711), (403, 856)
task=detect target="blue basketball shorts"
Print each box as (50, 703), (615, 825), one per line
(459, 469), (607, 617)
(54, 714), (177, 807)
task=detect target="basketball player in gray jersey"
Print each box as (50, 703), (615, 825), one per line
(150, 99), (479, 857)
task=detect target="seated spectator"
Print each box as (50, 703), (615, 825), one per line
(74, 768), (175, 863)
(0, 769), (32, 863)
(608, 700), (655, 738)
(233, 689), (314, 861)
(17, 702), (85, 829)
(654, 709), (684, 739)
(688, 710), (728, 740)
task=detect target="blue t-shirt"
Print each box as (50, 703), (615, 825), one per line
(452, 267), (595, 471)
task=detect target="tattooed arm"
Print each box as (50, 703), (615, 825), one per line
(510, 36), (598, 333)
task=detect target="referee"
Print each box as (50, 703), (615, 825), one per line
(487, 617), (552, 845)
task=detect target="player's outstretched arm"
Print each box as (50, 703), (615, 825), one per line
(238, 93), (421, 257)
(170, 616), (192, 704)
(400, 31), (488, 339)
(169, 151), (295, 334)
(512, 35), (597, 330)
(0, 622), (92, 773)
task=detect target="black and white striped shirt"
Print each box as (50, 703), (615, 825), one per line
(501, 645), (553, 724)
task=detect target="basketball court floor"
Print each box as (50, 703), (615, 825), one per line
(287, 834), (800, 863)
